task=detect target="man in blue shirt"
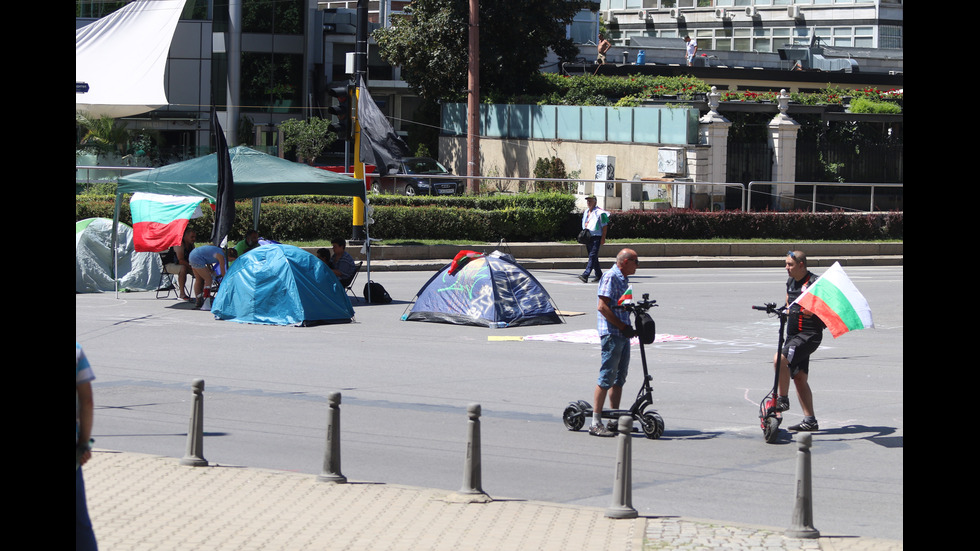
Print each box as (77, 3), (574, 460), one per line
(590, 248), (639, 437)
(329, 238), (357, 287)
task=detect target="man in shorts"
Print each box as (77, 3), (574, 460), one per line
(589, 249), (639, 437)
(774, 250), (825, 431)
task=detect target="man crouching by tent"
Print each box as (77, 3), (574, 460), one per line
(589, 249), (639, 437)
(188, 245), (229, 310)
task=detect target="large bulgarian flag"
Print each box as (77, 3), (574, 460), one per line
(793, 262), (873, 339)
(130, 193), (204, 252)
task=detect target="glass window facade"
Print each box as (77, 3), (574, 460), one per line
(597, 0), (896, 51)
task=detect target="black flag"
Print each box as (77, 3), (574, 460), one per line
(357, 75), (409, 177)
(210, 108), (235, 246)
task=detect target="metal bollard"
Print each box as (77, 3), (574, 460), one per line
(317, 392), (347, 483)
(459, 403), (488, 498)
(605, 415), (638, 519)
(180, 379), (208, 466)
(785, 433), (820, 538)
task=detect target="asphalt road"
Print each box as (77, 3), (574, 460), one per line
(76, 264), (903, 540)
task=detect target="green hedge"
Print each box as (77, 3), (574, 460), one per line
(74, 193), (578, 242)
(75, 195), (902, 242)
(607, 210), (903, 240)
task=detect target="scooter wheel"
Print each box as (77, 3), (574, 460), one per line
(640, 410), (664, 439)
(563, 404), (585, 431)
(763, 416), (780, 443)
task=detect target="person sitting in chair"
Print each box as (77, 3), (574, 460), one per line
(329, 238), (356, 287)
(162, 228), (196, 301)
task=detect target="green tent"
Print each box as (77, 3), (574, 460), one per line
(117, 145), (365, 200)
(107, 146), (367, 295)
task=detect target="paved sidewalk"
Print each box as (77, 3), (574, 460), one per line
(82, 450), (902, 551)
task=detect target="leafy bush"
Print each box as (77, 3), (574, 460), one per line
(848, 97), (902, 114)
(607, 209), (902, 240)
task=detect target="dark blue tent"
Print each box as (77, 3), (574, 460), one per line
(212, 244), (354, 326)
(402, 251), (562, 328)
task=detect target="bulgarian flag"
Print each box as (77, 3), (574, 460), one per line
(130, 193), (204, 252)
(617, 286), (634, 305)
(793, 262), (873, 339)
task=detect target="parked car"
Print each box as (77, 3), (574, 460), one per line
(375, 157), (463, 196)
(316, 163), (377, 192)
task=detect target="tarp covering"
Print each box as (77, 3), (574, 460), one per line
(211, 244), (355, 326)
(75, 0), (186, 118)
(403, 251), (563, 328)
(77, 218), (162, 293)
(118, 146), (366, 200)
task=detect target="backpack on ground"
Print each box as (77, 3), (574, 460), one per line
(363, 281), (392, 304)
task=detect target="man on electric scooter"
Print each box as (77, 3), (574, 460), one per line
(775, 250), (825, 431)
(589, 249), (639, 437)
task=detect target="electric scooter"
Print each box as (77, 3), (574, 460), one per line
(562, 294), (665, 439)
(753, 302), (788, 443)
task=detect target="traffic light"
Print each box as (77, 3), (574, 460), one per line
(327, 84), (354, 142)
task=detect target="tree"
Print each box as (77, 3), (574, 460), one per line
(374, 0), (598, 102)
(279, 117), (336, 165)
(76, 113), (130, 160)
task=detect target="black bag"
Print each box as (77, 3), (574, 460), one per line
(363, 281), (392, 304)
(577, 228), (591, 245)
(634, 312), (656, 345)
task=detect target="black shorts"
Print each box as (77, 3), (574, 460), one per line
(782, 332), (821, 377)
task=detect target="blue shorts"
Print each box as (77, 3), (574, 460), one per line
(597, 334), (630, 388)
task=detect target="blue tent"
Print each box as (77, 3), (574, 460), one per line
(212, 244), (354, 326)
(402, 251), (563, 328)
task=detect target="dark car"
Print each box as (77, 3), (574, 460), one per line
(375, 157), (463, 196)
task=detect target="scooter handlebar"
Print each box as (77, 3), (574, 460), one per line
(614, 294), (657, 313)
(752, 303), (785, 315)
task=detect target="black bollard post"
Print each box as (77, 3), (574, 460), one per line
(457, 403), (490, 501)
(180, 379), (208, 466)
(605, 415), (637, 519)
(317, 392), (347, 483)
(785, 433), (820, 538)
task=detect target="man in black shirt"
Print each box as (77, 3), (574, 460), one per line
(774, 250), (825, 431)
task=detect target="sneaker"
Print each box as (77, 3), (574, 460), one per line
(577, 274), (589, 283)
(589, 423), (615, 437)
(775, 396), (790, 412)
(788, 419), (819, 432)
(194, 295), (205, 310)
(590, 277), (601, 283)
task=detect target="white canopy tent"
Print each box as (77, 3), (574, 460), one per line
(75, 0), (186, 118)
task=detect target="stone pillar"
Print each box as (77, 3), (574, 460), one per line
(768, 89), (800, 210)
(698, 86), (731, 185)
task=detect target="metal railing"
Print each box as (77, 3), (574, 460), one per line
(747, 181), (904, 212)
(76, 165), (152, 184)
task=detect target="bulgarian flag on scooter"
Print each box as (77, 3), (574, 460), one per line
(617, 286), (633, 305)
(793, 262), (873, 338)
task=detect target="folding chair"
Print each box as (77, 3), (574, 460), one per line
(344, 261), (363, 301)
(156, 253), (193, 299)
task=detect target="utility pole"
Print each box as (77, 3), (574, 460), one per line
(467, 0), (479, 194)
(351, 0), (368, 241)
